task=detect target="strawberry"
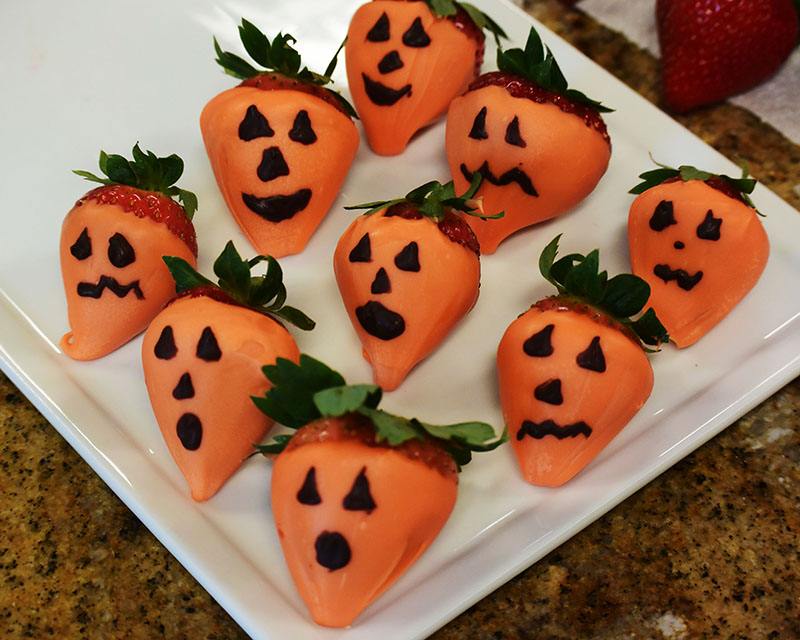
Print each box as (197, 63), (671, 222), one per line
(497, 235), (668, 487)
(60, 144), (198, 361)
(251, 354), (505, 627)
(200, 20), (359, 258)
(141, 241), (314, 501)
(627, 160), (769, 347)
(446, 26), (612, 253)
(333, 176), (495, 390)
(345, 0), (506, 155)
(656, 0), (799, 112)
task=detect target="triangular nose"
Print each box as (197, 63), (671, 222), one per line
(257, 146), (290, 182)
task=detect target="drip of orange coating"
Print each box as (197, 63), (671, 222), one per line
(200, 87), (359, 257)
(497, 306), (653, 487)
(59, 200), (196, 361)
(446, 85), (610, 253)
(333, 210), (480, 391)
(271, 416), (458, 627)
(141, 295), (300, 502)
(346, 0), (479, 156)
(628, 179), (769, 347)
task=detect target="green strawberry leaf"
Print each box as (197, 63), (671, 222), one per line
(629, 157), (761, 214)
(213, 19), (357, 119)
(497, 26), (612, 113)
(345, 173), (503, 221)
(251, 434), (294, 456)
(538, 235), (669, 349)
(162, 241), (314, 330)
(254, 355), (504, 466)
(74, 143), (198, 218)
(423, 1), (507, 45)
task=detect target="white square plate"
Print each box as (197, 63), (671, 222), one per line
(2, 1), (799, 638)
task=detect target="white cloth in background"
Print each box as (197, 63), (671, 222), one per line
(579, 0), (800, 146)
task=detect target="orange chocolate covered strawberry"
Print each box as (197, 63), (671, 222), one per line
(627, 161), (769, 347)
(345, 0), (506, 155)
(334, 176), (497, 390)
(252, 354), (505, 627)
(201, 20), (359, 257)
(446, 26), (612, 253)
(142, 241), (314, 501)
(60, 144), (198, 360)
(497, 236), (667, 487)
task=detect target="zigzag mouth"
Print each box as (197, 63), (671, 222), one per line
(517, 419), (592, 440)
(460, 162), (538, 197)
(242, 189), (312, 223)
(77, 276), (143, 299)
(653, 264), (703, 291)
(362, 73), (412, 106)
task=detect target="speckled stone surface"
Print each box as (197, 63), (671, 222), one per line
(2, 2), (799, 639)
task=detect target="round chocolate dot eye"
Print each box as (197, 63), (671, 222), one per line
(576, 336), (606, 372)
(108, 232), (135, 268)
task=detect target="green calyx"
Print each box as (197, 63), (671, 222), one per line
(344, 173), (503, 221)
(214, 19), (357, 118)
(629, 157), (760, 214)
(426, 0), (507, 45)
(497, 26), (612, 114)
(73, 143), (198, 219)
(162, 240), (315, 330)
(252, 354), (507, 468)
(539, 235), (668, 349)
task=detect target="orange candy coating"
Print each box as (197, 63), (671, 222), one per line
(346, 0), (479, 155)
(60, 200), (196, 361)
(142, 295), (300, 501)
(271, 419), (457, 627)
(200, 86), (359, 257)
(628, 180), (769, 347)
(446, 85), (611, 253)
(497, 307), (653, 487)
(333, 211), (480, 390)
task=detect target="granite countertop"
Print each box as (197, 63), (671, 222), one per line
(2, 1), (799, 638)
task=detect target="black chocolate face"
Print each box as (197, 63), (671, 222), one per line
(315, 531), (351, 571)
(297, 467), (322, 505)
(576, 336), (605, 372)
(653, 264), (703, 291)
(172, 372), (195, 400)
(523, 324), (554, 357)
(342, 467), (376, 513)
(70, 228), (92, 260)
(76, 276), (143, 300)
(362, 72), (412, 106)
(696, 209), (722, 240)
(402, 17), (430, 47)
(154, 326), (178, 359)
(107, 232), (135, 268)
(177, 412), (203, 450)
(288, 110), (317, 145)
(239, 105), (275, 141)
(517, 419), (592, 440)
(366, 12), (390, 42)
(196, 327), (222, 361)
(356, 300), (405, 340)
(242, 189), (313, 222)
(649, 200), (677, 231)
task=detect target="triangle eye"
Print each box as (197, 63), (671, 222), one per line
(70, 227), (92, 260)
(154, 325), (178, 360)
(402, 17), (430, 47)
(394, 241), (420, 271)
(523, 324), (554, 357)
(469, 106), (488, 140)
(289, 110), (317, 145)
(196, 327), (222, 361)
(367, 12), (390, 41)
(504, 116), (526, 147)
(649, 200), (677, 231)
(108, 232), (135, 268)
(239, 105), (275, 141)
(696, 209), (722, 240)
(576, 336), (606, 372)
(343, 467), (376, 513)
(297, 467), (322, 505)
(349, 232), (371, 262)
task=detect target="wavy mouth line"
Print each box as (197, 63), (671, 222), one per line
(362, 73), (411, 106)
(77, 276), (143, 299)
(242, 189), (312, 223)
(517, 419), (592, 440)
(460, 162), (538, 197)
(653, 263), (703, 291)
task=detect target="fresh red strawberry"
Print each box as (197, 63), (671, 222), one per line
(497, 235), (668, 487)
(252, 354), (505, 627)
(60, 144), (198, 360)
(627, 161), (769, 347)
(446, 26), (612, 253)
(333, 176), (493, 390)
(141, 241), (314, 502)
(200, 20), (359, 258)
(345, 0), (507, 155)
(656, 0), (799, 112)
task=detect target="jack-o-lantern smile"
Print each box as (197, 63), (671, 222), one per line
(628, 172), (769, 347)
